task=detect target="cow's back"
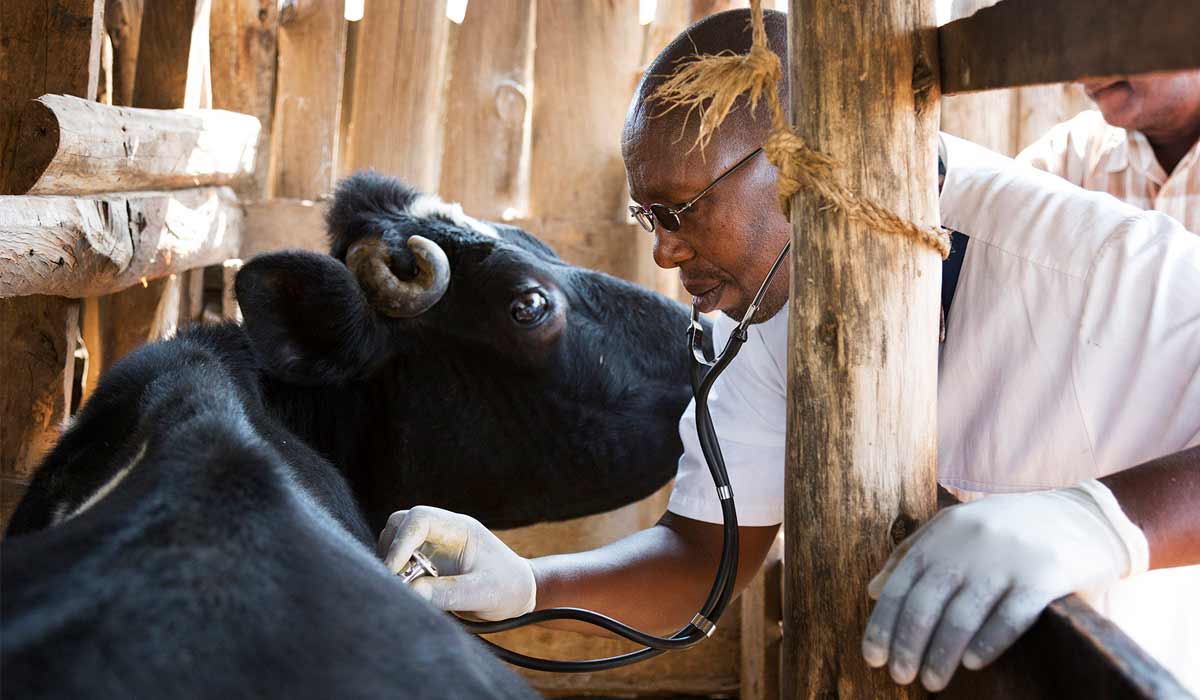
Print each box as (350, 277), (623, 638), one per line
(0, 337), (536, 700)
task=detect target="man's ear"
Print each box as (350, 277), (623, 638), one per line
(235, 251), (393, 384)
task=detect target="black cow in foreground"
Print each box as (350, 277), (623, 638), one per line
(1, 172), (701, 698)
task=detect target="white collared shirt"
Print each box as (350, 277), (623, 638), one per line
(666, 134), (1200, 690)
(1018, 110), (1199, 234)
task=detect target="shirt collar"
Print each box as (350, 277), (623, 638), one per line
(1115, 129), (1169, 184)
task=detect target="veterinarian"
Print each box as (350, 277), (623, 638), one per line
(379, 10), (1200, 692)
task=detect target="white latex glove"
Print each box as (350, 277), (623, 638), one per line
(861, 479), (1149, 692)
(378, 506), (537, 621)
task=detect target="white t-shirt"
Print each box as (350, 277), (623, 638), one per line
(666, 134), (1200, 690)
(668, 304), (789, 526)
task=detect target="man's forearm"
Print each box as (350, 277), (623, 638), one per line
(1102, 443), (1200, 570)
(531, 514), (779, 638)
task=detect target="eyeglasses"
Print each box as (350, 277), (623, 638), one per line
(629, 147), (764, 233)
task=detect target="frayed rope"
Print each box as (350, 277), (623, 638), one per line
(651, 0), (949, 259)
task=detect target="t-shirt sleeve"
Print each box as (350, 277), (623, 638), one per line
(666, 310), (788, 526)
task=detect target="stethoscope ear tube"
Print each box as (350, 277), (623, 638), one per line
(455, 324), (747, 672)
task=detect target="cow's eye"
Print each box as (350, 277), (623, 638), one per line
(510, 290), (549, 325)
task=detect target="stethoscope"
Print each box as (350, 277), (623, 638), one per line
(404, 241), (792, 672)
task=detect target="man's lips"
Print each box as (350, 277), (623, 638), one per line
(687, 282), (726, 313)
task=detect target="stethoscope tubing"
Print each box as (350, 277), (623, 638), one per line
(458, 349), (743, 671)
(458, 241), (791, 672)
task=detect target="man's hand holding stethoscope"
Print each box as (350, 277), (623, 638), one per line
(378, 506), (537, 622)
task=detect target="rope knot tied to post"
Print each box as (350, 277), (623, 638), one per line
(652, 0), (950, 260)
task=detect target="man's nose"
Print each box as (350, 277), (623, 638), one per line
(651, 230), (693, 270)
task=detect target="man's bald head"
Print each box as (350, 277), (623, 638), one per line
(622, 9), (793, 325)
(623, 8), (789, 156)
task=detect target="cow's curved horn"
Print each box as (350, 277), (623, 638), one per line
(346, 235), (450, 318)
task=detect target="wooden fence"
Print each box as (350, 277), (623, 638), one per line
(783, 0), (1200, 698)
(3, 0), (1195, 698)
(940, 0), (1092, 157)
(0, 0), (789, 697)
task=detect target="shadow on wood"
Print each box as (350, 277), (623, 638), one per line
(941, 596), (1192, 699)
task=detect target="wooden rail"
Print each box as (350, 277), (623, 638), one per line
(944, 595), (1192, 699)
(0, 188), (241, 299)
(940, 0), (1200, 94)
(3, 94), (260, 196)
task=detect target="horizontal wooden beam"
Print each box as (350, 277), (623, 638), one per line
(940, 0), (1200, 94)
(942, 595), (1190, 698)
(2, 94), (260, 195)
(0, 187), (241, 298)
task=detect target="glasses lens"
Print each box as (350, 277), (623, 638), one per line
(630, 207), (656, 232)
(650, 204), (680, 231)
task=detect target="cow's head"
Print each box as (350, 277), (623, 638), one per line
(235, 173), (703, 529)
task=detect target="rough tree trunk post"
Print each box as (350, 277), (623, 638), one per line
(0, 0), (104, 532)
(783, 0), (941, 698)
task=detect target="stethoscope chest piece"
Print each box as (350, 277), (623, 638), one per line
(398, 550), (439, 584)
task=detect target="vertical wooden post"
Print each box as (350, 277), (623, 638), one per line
(210, 0), (279, 200)
(740, 535), (784, 700)
(783, 0), (941, 698)
(525, 0), (643, 281)
(340, 1), (449, 192)
(132, 0), (211, 109)
(529, 0), (640, 225)
(104, 0), (144, 106)
(269, 0), (346, 200)
(0, 0), (102, 531)
(86, 0), (211, 382)
(0, 298), (80, 522)
(438, 0), (535, 219)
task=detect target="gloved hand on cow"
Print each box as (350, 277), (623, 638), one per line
(861, 479), (1149, 692)
(379, 506), (537, 621)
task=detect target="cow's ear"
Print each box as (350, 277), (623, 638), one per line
(235, 251), (392, 384)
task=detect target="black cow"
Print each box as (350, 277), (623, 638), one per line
(238, 172), (696, 531)
(1, 173), (699, 698)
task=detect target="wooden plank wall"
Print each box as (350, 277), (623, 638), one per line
(940, 0), (1092, 157)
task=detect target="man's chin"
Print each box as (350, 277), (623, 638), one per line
(719, 293), (788, 326)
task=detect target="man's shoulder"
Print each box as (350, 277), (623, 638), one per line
(1019, 110), (1127, 173)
